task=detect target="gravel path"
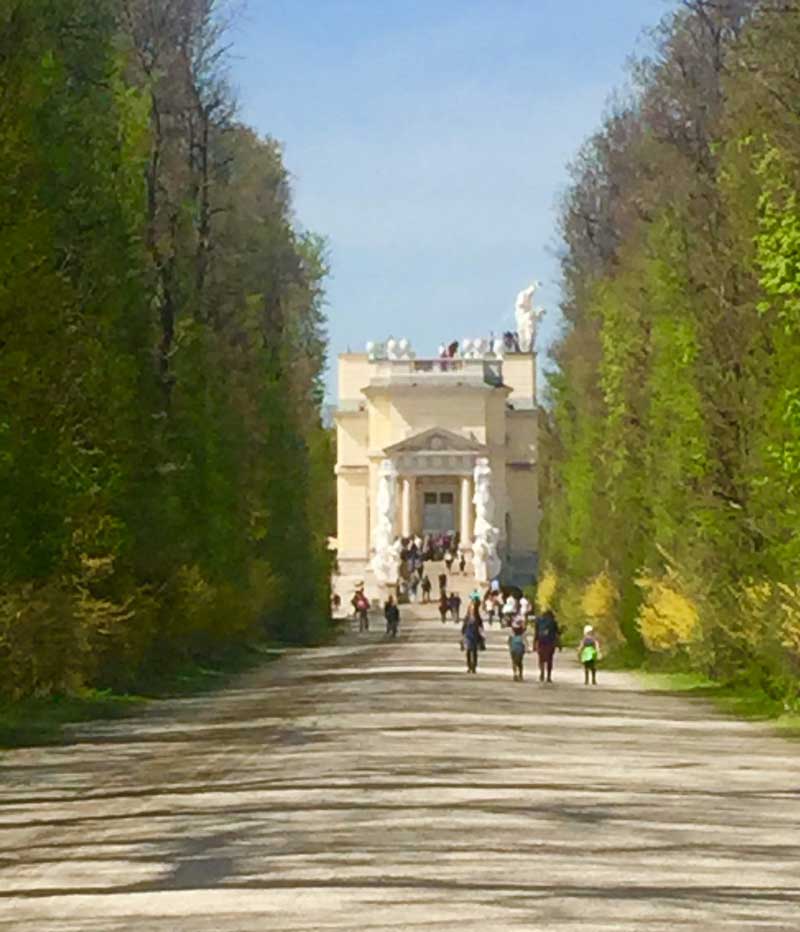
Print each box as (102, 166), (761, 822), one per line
(2, 606), (799, 931)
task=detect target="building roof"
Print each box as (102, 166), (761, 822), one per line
(383, 427), (486, 456)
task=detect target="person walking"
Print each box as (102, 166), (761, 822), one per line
(421, 574), (432, 603)
(449, 591), (462, 622)
(438, 571), (447, 596)
(352, 585), (370, 633)
(408, 573), (419, 603)
(444, 549), (454, 574)
(458, 549), (466, 575)
(384, 596), (400, 638)
(578, 624), (601, 685)
(508, 621), (527, 681)
(501, 595), (517, 627)
(461, 611), (485, 674)
(438, 592), (450, 623)
(519, 594), (532, 621)
(533, 609), (561, 683)
(484, 594), (497, 625)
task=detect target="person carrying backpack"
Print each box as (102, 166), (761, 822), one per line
(351, 585), (370, 633)
(578, 624), (601, 685)
(533, 609), (561, 683)
(508, 620), (527, 681)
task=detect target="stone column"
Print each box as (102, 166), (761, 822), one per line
(460, 475), (473, 547)
(401, 477), (413, 539)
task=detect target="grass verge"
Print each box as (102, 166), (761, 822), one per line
(0, 641), (287, 750)
(636, 670), (800, 739)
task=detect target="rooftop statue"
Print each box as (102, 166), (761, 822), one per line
(515, 282), (545, 353)
(367, 337), (414, 361)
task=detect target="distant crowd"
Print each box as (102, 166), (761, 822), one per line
(395, 534), (467, 606)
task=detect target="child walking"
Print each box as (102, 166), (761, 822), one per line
(578, 624), (601, 685)
(508, 620), (527, 681)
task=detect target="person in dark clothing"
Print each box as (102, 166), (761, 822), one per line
(533, 609), (561, 683)
(438, 592), (450, 623)
(421, 574), (432, 603)
(438, 571), (447, 596)
(384, 596), (400, 638)
(449, 591), (462, 622)
(461, 613), (485, 674)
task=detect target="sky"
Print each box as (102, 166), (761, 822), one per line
(229, 0), (671, 397)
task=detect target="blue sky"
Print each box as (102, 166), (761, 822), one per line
(229, 0), (670, 396)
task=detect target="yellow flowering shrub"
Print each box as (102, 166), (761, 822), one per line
(581, 571), (625, 648)
(636, 574), (700, 652)
(536, 566), (558, 611)
(777, 584), (800, 657)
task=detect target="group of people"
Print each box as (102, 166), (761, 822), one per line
(349, 573), (603, 685)
(456, 592), (562, 682)
(457, 592), (602, 685)
(350, 584), (403, 639)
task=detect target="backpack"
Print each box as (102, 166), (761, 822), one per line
(580, 641), (598, 663)
(356, 596), (369, 611)
(537, 617), (556, 643)
(510, 634), (526, 657)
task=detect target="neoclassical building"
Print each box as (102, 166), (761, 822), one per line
(334, 322), (541, 591)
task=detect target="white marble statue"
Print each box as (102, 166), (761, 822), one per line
(515, 282), (545, 353)
(371, 459), (401, 585)
(369, 337), (413, 361)
(472, 457), (502, 584)
(366, 340), (386, 361)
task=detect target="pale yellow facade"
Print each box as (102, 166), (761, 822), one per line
(335, 349), (540, 588)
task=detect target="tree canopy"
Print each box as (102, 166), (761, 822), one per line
(541, 0), (800, 701)
(0, 0), (334, 698)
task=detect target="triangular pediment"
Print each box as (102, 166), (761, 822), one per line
(384, 427), (485, 455)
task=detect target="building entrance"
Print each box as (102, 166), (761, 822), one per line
(423, 491), (456, 534)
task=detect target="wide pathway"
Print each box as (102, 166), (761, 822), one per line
(2, 604), (800, 931)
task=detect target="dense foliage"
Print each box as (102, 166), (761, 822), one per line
(0, 0), (334, 699)
(541, 0), (800, 703)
